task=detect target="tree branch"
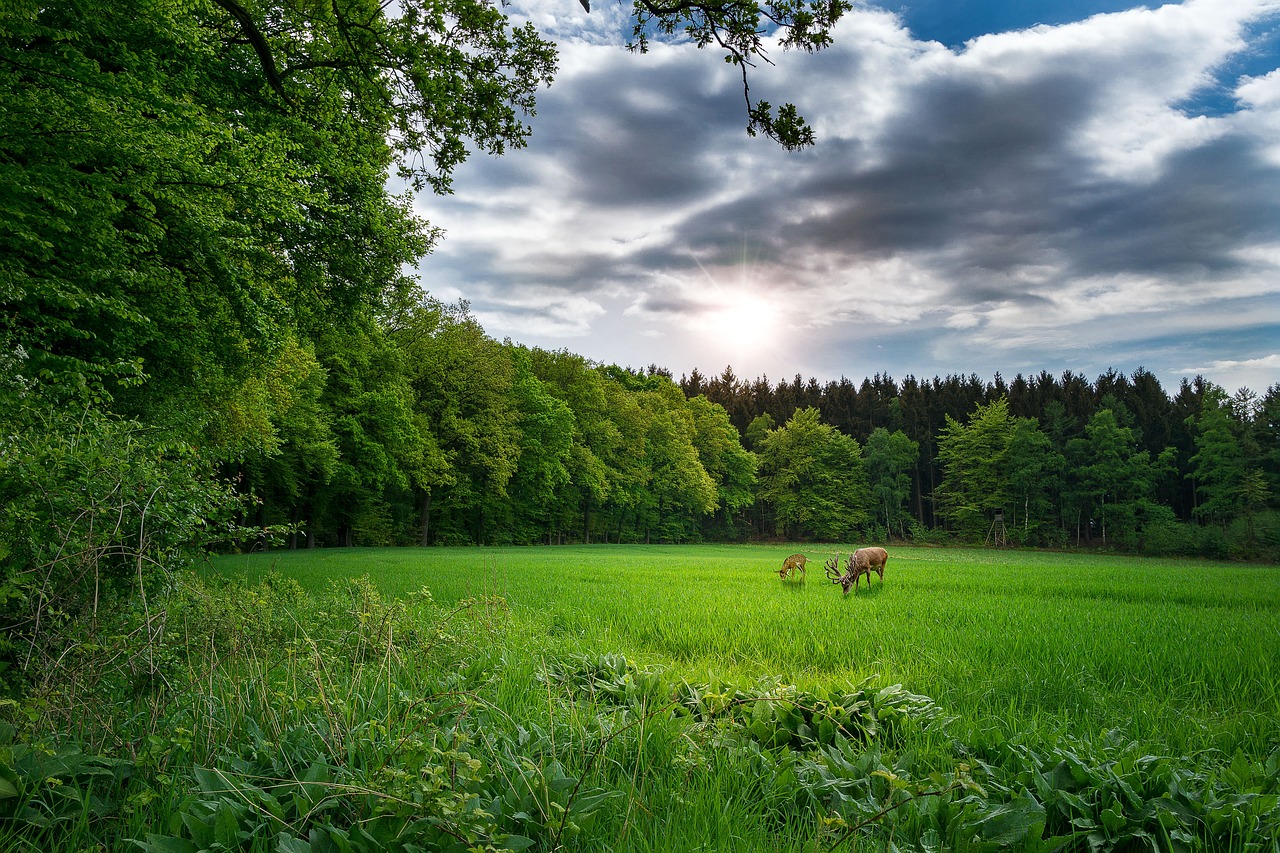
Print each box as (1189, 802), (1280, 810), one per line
(210, 0), (293, 104)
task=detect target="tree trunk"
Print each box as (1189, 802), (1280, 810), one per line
(304, 501), (316, 548)
(419, 491), (431, 546)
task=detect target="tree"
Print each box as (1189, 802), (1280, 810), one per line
(686, 395), (757, 539)
(306, 314), (427, 546)
(6, 0), (543, 432)
(934, 398), (1014, 541)
(237, 336), (341, 548)
(744, 412), (776, 451)
(756, 407), (868, 540)
(1187, 387), (1249, 532)
(864, 428), (917, 538)
(528, 349), (622, 543)
(633, 377), (719, 542)
(502, 348), (575, 544)
(1004, 416), (1064, 545)
(394, 299), (520, 545)
(1070, 407), (1172, 548)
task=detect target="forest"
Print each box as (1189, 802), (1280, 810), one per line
(198, 319), (1280, 557)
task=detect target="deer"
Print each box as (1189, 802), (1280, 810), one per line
(823, 552), (862, 595)
(824, 547), (888, 595)
(778, 553), (808, 580)
(851, 547), (888, 585)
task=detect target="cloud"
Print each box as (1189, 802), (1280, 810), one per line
(416, 0), (1280, 389)
(1178, 354), (1280, 373)
(1176, 352), (1280, 393)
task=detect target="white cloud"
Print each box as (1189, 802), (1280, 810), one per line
(1176, 354), (1280, 393)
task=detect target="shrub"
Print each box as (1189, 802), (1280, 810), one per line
(0, 407), (250, 700)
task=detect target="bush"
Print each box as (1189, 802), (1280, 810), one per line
(0, 407), (250, 699)
(1228, 510), (1280, 561)
(1140, 521), (1197, 556)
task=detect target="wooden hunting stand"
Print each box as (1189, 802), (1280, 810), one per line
(986, 510), (1008, 547)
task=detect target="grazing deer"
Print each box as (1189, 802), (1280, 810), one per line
(823, 552), (862, 595)
(852, 547), (888, 584)
(825, 547), (888, 595)
(779, 553), (808, 580)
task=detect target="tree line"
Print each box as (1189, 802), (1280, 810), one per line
(209, 315), (1280, 555)
(224, 314), (1277, 556)
(683, 365), (1279, 555)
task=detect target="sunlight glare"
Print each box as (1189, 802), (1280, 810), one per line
(699, 290), (780, 345)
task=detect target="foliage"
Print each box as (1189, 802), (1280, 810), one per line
(972, 731), (1280, 852)
(1069, 406), (1176, 549)
(757, 407), (870, 540)
(864, 427), (918, 539)
(5, 550), (1280, 851)
(626, 0), (853, 149)
(0, 406), (249, 700)
(934, 398), (1017, 540)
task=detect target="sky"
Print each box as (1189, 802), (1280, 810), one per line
(411, 0), (1280, 397)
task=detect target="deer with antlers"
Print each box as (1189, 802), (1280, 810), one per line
(824, 547), (888, 595)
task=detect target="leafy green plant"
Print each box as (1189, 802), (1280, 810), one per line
(0, 407), (258, 732)
(974, 731), (1280, 852)
(0, 724), (133, 849)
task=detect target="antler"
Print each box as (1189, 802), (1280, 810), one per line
(824, 553), (842, 582)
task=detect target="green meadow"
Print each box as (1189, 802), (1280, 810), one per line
(10, 546), (1278, 852)
(211, 544), (1280, 760)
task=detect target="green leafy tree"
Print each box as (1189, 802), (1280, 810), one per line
(307, 315), (427, 546)
(502, 348), (575, 544)
(1004, 417), (1065, 545)
(756, 407), (868, 540)
(237, 336), (341, 547)
(744, 412), (776, 451)
(934, 398), (1014, 540)
(394, 300), (520, 545)
(864, 428), (918, 539)
(6, 0), (529, 426)
(1070, 407), (1172, 548)
(1187, 387), (1249, 531)
(635, 378), (719, 542)
(527, 349), (621, 543)
(686, 395), (758, 539)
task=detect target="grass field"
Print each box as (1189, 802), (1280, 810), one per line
(211, 544), (1280, 762)
(10, 544), (1278, 852)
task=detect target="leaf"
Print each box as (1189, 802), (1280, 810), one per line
(0, 775), (18, 800)
(136, 835), (198, 853)
(275, 832), (312, 853)
(501, 834), (536, 851)
(971, 791), (1047, 844)
(1100, 805), (1125, 834)
(215, 801), (242, 847)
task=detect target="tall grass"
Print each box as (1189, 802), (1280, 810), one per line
(212, 545), (1280, 760)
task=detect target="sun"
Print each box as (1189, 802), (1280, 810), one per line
(677, 244), (789, 368)
(699, 290), (780, 345)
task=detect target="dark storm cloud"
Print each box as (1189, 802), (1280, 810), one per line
(1061, 134), (1280, 278)
(530, 52), (747, 209)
